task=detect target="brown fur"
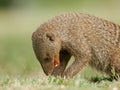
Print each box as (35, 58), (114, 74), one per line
(32, 13), (120, 78)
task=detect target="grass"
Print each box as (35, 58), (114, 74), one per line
(0, 75), (120, 90)
(0, 36), (39, 76)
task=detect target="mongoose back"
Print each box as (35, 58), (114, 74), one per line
(32, 13), (120, 78)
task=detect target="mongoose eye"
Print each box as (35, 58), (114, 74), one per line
(44, 57), (53, 63)
(44, 57), (50, 62)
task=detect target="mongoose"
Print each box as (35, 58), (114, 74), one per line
(32, 13), (120, 78)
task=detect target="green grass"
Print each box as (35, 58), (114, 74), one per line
(0, 36), (40, 76)
(0, 75), (120, 90)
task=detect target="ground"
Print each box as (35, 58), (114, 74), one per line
(1, 73), (120, 90)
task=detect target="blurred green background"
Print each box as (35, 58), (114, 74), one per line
(0, 0), (120, 77)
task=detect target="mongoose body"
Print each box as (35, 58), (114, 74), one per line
(32, 13), (120, 78)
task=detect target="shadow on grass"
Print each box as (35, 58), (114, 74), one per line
(88, 76), (117, 83)
(91, 77), (112, 82)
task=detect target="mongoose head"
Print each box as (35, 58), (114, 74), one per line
(32, 29), (61, 75)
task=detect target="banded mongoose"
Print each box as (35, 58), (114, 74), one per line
(32, 13), (120, 78)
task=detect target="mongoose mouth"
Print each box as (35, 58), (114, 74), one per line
(54, 60), (59, 67)
(54, 54), (60, 67)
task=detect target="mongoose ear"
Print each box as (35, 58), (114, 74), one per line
(46, 33), (55, 41)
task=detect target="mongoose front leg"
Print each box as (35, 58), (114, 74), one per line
(109, 48), (120, 79)
(52, 50), (71, 76)
(62, 55), (90, 78)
